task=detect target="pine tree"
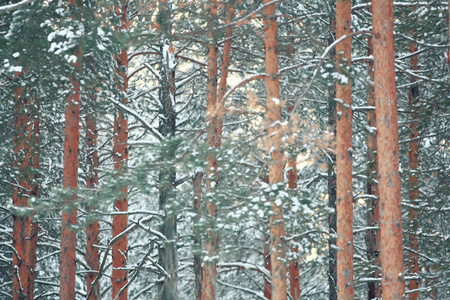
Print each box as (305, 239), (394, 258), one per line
(12, 70), (33, 300)
(264, 0), (287, 298)
(85, 90), (100, 299)
(60, 0), (82, 297)
(112, 2), (130, 298)
(366, 25), (381, 300)
(335, 0), (354, 298)
(193, 170), (203, 300)
(372, 0), (406, 298)
(202, 1), (219, 298)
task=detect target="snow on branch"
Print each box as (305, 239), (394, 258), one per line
(108, 96), (164, 141)
(352, 2), (448, 11)
(288, 30), (374, 115)
(217, 280), (268, 300)
(218, 261), (271, 279)
(0, 0), (35, 13)
(220, 73), (267, 104)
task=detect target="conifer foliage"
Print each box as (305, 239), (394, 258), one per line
(1, 0), (450, 299)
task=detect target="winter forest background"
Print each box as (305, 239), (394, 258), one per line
(0, 0), (449, 299)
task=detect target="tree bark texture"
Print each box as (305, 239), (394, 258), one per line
(264, 1), (287, 299)
(372, 0), (406, 298)
(335, 1), (354, 298)
(157, 2), (178, 299)
(288, 158), (300, 300)
(60, 35), (81, 299)
(12, 71), (33, 300)
(202, 2), (219, 299)
(216, 5), (234, 148)
(85, 96), (100, 300)
(407, 26), (420, 300)
(286, 27), (300, 300)
(27, 98), (39, 300)
(366, 32), (381, 300)
(193, 171), (203, 300)
(112, 4), (129, 299)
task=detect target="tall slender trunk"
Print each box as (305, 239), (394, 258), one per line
(12, 71), (33, 300)
(366, 32), (381, 300)
(335, 1), (354, 298)
(372, 0), (406, 298)
(157, 1), (178, 299)
(264, 235), (272, 299)
(263, 0), (287, 299)
(202, 2), (219, 299)
(216, 5), (234, 147)
(60, 11), (82, 296)
(287, 158), (300, 300)
(286, 27), (300, 300)
(327, 19), (338, 300)
(202, 4), (234, 299)
(27, 97), (39, 299)
(193, 171), (203, 300)
(86, 92), (100, 299)
(112, 3), (129, 299)
(407, 21), (420, 300)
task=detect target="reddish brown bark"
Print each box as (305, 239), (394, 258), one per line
(287, 158), (300, 300)
(112, 4), (129, 298)
(193, 171), (203, 300)
(286, 28), (300, 300)
(202, 2), (219, 299)
(372, 0), (406, 298)
(216, 5), (234, 148)
(263, 0), (287, 299)
(335, 1), (354, 298)
(26, 98), (40, 299)
(60, 36), (82, 299)
(201, 11), (234, 295)
(12, 71), (33, 300)
(366, 33), (381, 300)
(407, 29), (420, 300)
(85, 96), (100, 299)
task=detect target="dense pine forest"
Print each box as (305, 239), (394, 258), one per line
(1, 0), (449, 299)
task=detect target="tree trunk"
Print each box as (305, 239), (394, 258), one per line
(12, 70), (33, 300)
(336, 1), (354, 298)
(202, 2), (219, 299)
(407, 19), (420, 300)
(288, 158), (300, 300)
(286, 27), (300, 300)
(26, 97), (40, 299)
(157, 1), (178, 299)
(372, 0), (406, 298)
(60, 25), (82, 298)
(327, 18), (338, 300)
(216, 5), (234, 148)
(193, 171), (203, 300)
(263, 0), (287, 299)
(112, 3), (129, 299)
(85, 93), (100, 299)
(366, 32), (381, 300)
